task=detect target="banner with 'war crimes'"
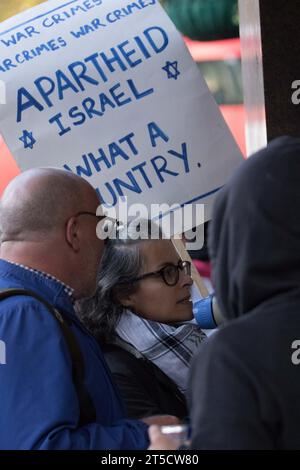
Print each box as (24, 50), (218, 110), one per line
(0, 0), (242, 231)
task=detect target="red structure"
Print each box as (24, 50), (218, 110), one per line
(185, 37), (246, 156)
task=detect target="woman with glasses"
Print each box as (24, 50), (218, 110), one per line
(76, 221), (206, 420)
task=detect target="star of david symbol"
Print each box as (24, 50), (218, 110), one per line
(19, 130), (36, 150)
(162, 61), (180, 80)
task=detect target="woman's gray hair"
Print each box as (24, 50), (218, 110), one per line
(76, 219), (162, 342)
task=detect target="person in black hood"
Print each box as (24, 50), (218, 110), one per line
(148, 135), (300, 450)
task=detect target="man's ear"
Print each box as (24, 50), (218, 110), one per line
(65, 216), (81, 252)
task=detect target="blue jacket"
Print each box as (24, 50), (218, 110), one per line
(0, 259), (149, 450)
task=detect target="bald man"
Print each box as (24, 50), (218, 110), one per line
(0, 169), (176, 450)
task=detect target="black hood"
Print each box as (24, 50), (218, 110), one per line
(209, 136), (300, 320)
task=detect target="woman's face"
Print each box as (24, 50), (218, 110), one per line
(122, 240), (193, 323)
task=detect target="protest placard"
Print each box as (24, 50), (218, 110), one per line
(0, 0), (242, 234)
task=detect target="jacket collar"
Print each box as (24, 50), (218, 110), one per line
(0, 259), (75, 318)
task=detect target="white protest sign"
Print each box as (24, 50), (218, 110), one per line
(0, 0), (242, 233)
(0, 79), (6, 104)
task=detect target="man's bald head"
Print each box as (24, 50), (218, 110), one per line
(0, 168), (97, 242)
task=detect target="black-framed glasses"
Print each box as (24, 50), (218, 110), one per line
(74, 212), (122, 227)
(73, 212), (123, 242)
(131, 260), (192, 287)
(73, 211), (107, 222)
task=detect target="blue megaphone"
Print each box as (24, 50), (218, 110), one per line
(193, 295), (224, 329)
